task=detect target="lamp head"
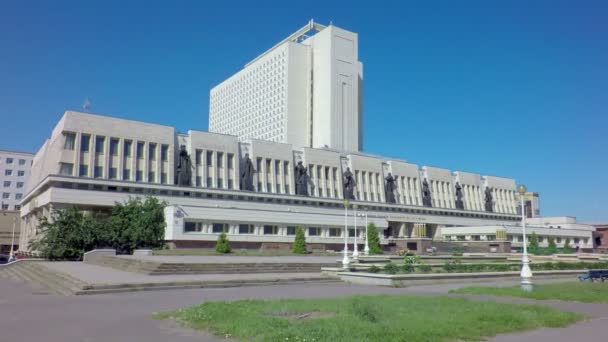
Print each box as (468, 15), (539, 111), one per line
(517, 184), (527, 195)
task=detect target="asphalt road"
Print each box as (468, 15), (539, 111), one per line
(1, 277), (606, 342)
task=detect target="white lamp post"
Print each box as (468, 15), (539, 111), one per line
(352, 204), (359, 259)
(9, 216), (16, 261)
(342, 200), (350, 268)
(364, 208), (370, 255)
(518, 184), (533, 291)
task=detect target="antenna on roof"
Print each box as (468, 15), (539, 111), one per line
(83, 98), (91, 112)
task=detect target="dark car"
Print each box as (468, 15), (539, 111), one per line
(0, 254), (9, 264)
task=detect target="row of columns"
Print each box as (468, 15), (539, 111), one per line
(309, 165), (341, 198)
(194, 149), (235, 189)
(492, 188), (517, 214)
(255, 158), (293, 194)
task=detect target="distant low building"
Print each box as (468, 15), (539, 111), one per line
(0, 149), (34, 211)
(594, 224), (608, 251)
(0, 211), (20, 254)
(516, 191), (540, 218)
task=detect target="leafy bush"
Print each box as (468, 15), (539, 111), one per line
(443, 258), (462, 273)
(404, 255), (421, 265)
(366, 223), (383, 255)
(215, 232), (231, 253)
(401, 263), (415, 273)
(292, 227), (307, 254)
(528, 232), (539, 255)
(416, 264), (432, 273)
(450, 246), (464, 257)
(547, 236), (557, 255)
(368, 265), (381, 273)
(109, 197), (167, 254)
(383, 262), (400, 274)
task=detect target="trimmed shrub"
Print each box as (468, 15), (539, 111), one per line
(215, 232), (231, 253)
(292, 227), (307, 254)
(528, 232), (539, 255)
(366, 223), (383, 255)
(547, 236), (557, 255)
(450, 246), (464, 257)
(404, 255), (421, 265)
(416, 264), (432, 273)
(401, 263), (415, 273)
(383, 262), (399, 274)
(562, 238), (573, 254)
(368, 265), (381, 273)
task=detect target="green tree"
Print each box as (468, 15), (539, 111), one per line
(366, 223), (383, 255)
(562, 238), (573, 254)
(109, 197), (166, 254)
(547, 236), (557, 255)
(29, 208), (110, 260)
(292, 227), (307, 254)
(215, 232), (231, 253)
(528, 232), (539, 255)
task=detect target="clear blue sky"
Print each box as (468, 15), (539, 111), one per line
(1, 1), (606, 222)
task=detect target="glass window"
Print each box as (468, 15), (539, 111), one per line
(207, 151), (213, 166)
(148, 172), (155, 182)
(6, 158), (13, 164)
(15, 193), (22, 200)
(348, 229), (356, 237)
(217, 179), (223, 188)
(329, 228), (341, 237)
(14, 205), (20, 210)
(17, 170), (25, 177)
(124, 140), (132, 157)
(81, 135), (91, 152)
(16, 182), (23, 188)
(123, 169), (130, 180)
(3, 181), (10, 187)
(286, 226), (297, 235)
(137, 142), (144, 159)
(59, 163), (73, 176)
(109, 168), (117, 179)
(149, 143), (156, 160)
(161, 173), (167, 184)
(161, 145), (168, 161)
(228, 179), (234, 189)
(2, 193), (9, 199)
(195, 150), (202, 165)
(308, 227), (320, 236)
(94, 166), (103, 178)
(227, 153), (234, 169)
(212, 223), (228, 233)
(95, 136), (105, 153)
(196, 176), (201, 186)
(239, 224), (254, 234)
(136, 170), (143, 181)
(110, 139), (119, 156)
(63, 132), (76, 150)
(5, 169), (12, 176)
(217, 152), (223, 166)
(263, 225), (278, 235)
(207, 177), (212, 187)
(18, 159), (26, 165)
(79, 165), (89, 177)
(1, 204), (8, 210)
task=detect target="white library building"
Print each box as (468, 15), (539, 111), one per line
(18, 22), (596, 253)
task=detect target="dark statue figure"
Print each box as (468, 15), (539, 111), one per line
(176, 145), (192, 186)
(294, 161), (308, 196)
(484, 187), (494, 212)
(240, 153), (255, 191)
(421, 178), (432, 207)
(455, 182), (464, 210)
(343, 167), (356, 200)
(384, 172), (396, 204)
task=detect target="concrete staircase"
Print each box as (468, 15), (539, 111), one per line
(0, 261), (88, 296)
(87, 256), (336, 275)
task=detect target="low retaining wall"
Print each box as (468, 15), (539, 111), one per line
(83, 249), (116, 263)
(338, 270), (583, 287)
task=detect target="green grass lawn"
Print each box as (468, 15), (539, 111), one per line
(451, 281), (608, 303)
(153, 248), (335, 256)
(154, 295), (582, 342)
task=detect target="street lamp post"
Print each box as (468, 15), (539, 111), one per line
(352, 204), (359, 259)
(364, 208), (370, 255)
(9, 216), (16, 261)
(518, 184), (533, 292)
(342, 200), (350, 268)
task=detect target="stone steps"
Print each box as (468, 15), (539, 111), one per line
(86, 256), (337, 275)
(0, 261), (87, 296)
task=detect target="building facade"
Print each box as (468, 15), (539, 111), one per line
(516, 191), (541, 218)
(0, 150), (33, 211)
(20, 111), (527, 252)
(209, 20), (363, 152)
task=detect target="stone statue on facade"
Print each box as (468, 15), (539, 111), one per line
(176, 145), (192, 186)
(384, 172), (396, 204)
(343, 167), (356, 200)
(455, 182), (464, 210)
(240, 153), (255, 191)
(484, 187), (494, 212)
(294, 161), (309, 196)
(421, 178), (432, 207)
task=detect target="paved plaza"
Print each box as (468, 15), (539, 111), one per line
(1, 275), (607, 342)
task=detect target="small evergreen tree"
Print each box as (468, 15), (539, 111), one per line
(366, 223), (382, 255)
(528, 232), (539, 255)
(215, 232), (231, 253)
(563, 238), (573, 253)
(547, 236), (557, 255)
(292, 227), (307, 254)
